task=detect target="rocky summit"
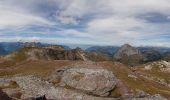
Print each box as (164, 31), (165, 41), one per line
(4, 46), (87, 63)
(114, 44), (143, 65)
(114, 44), (142, 59)
(113, 44), (163, 65)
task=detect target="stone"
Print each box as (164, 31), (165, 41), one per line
(58, 64), (117, 96)
(128, 74), (138, 80)
(13, 75), (117, 100)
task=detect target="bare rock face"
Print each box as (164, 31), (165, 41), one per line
(57, 64), (117, 96)
(114, 44), (141, 59)
(4, 46), (87, 62)
(114, 44), (143, 66)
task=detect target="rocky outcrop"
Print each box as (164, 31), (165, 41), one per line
(46, 47), (86, 60)
(9, 75), (116, 100)
(143, 61), (170, 73)
(57, 64), (117, 96)
(4, 46), (86, 62)
(0, 75), (167, 100)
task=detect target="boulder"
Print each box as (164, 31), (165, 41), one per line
(13, 75), (116, 100)
(58, 64), (117, 96)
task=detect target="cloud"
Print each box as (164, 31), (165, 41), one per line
(86, 17), (146, 33)
(0, 0), (170, 46)
(0, 3), (53, 30)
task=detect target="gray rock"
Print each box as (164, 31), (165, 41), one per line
(113, 44), (143, 65)
(58, 64), (117, 96)
(13, 75), (117, 100)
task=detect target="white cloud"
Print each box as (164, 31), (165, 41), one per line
(0, 5), (53, 30)
(86, 17), (146, 33)
(56, 29), (92, 38)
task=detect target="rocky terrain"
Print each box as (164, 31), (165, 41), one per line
(3, 46), (86, 63)
(0, 44), (170, 100)
(0, 61), (169, 100)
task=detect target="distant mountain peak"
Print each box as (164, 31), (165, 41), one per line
(122, 44), (132, 47)
(114, 44), (143, 65)
(114, 44), (141, 58)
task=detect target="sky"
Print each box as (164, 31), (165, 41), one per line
(0, 0), (170, 46)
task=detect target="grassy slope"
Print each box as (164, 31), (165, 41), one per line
(0, 59), (170, 98)
(99, 61), (170, 98)
(4, 46), (64, 64)
(0, 60), (79, 77)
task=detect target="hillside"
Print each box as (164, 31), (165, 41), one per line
(3, 46), (86, 64)
(0, 44), (170, 99)
(0, 60), (169, 99)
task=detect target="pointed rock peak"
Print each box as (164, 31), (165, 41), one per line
(75, 47), (82, 50)
(122, 44), (132, 48)
(114, 44), (141, 59)
(119, 44), (136, 51)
